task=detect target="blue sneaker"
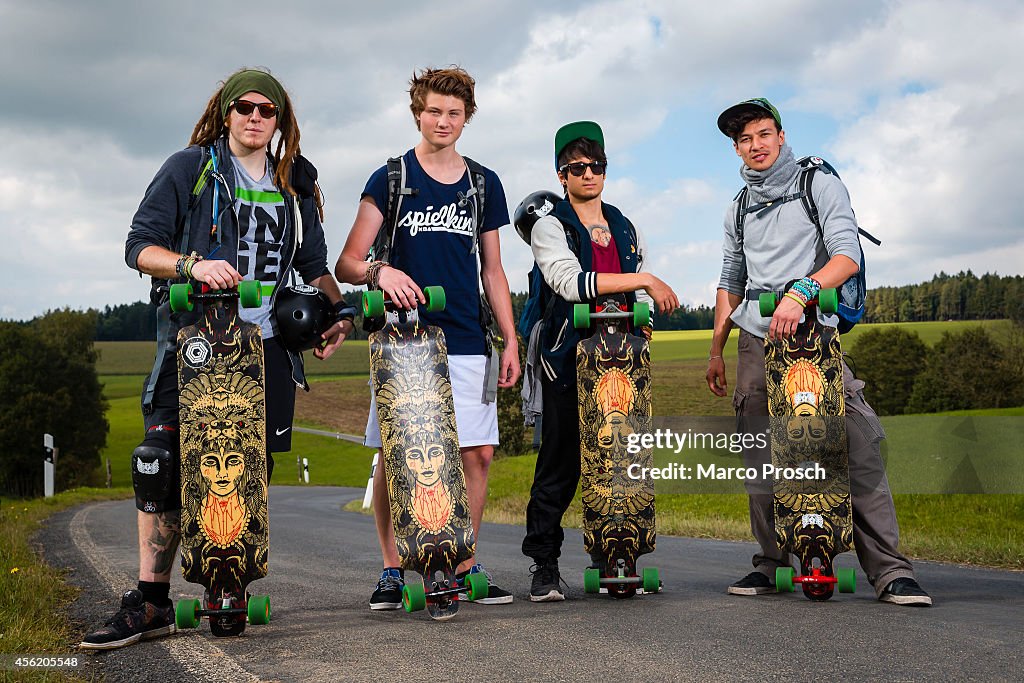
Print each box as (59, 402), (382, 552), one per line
(457, 563), (513, 604)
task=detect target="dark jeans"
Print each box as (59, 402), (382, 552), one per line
(522, 374), (581, 562)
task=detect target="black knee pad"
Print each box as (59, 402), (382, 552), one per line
(132, 430), (180, 513)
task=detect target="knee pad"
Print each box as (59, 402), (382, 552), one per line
(132, 430), (179, 513)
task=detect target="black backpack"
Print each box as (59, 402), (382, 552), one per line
(734, 155), (881, 333)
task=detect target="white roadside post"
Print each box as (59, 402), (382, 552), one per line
(362, 451), (379, 509)
(302, 458), (310, 484)
(43, 433), (55, 498)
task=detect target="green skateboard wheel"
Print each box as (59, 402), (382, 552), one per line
(402, 581), (427, 612)
(759, 292), (777, 317)
(573, 304), (591, 329)
(362, 290), (385, 318)
(169, 283), (194, 313)
(836, 567), (856, 594)
(247, 595), (271, 624)
(633, 301), (651, 328)
(776, 566), (795, 593)
(642, 567), (660, 593)
(584, 567), (601, 594)
(424, 285), (446, 312)
(175, 598), (200, 629)
(818, 287), (838, 315)
(238, 280), (262, 308)
(465, 572), (489, 601)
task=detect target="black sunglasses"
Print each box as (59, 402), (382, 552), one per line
(231, 99), (279, 118)
(559, 161), (607, 177)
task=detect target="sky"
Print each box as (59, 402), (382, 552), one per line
(1, 0), (1021, 320)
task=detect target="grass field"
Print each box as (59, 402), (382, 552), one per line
(0, 487), (132, 681)
(93, 319), (1023, 568)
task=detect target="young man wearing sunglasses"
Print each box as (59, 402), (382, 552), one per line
(81, 69), (353, 651)
(521, 121), (679, 601)
(335, 66), (521, 609)
(708, 98), (931, 606)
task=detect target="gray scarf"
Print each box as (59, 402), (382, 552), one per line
(740, 143), (799, 204)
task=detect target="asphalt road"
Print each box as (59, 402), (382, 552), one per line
(41, 486), (1022, 682)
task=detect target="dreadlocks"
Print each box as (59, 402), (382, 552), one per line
(189, 68), (323, 221)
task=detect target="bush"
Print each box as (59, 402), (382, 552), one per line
(907, 327), (1024, 413)
(849, 327), (928, 415)
(0, 310), (109, 496)
(494, 334), (529, 458)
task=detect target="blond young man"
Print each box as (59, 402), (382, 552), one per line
(335, 67), (520, 608)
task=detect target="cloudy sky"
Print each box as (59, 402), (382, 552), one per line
(1, 0), (1021, 320)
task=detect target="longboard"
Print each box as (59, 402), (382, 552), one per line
(760, 288), (855, 600)
(363, 286), (488, 620)
(574, 299), (661, 597)
(171, 280), (273, 634)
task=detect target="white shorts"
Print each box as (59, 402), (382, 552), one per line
(364, 354), (499, 449)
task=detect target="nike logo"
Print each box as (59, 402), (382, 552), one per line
(275, 427), (291, 436)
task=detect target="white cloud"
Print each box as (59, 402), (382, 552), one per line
(0, 0), (1021, 319)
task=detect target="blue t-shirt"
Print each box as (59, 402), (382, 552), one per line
(362, 150), (510, 355)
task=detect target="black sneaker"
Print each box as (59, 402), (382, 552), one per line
(369, 568), (404, 610)
(456, 563), (513, 605)
(529, 559), (565, 602)
(879, 577), (932, 606)
(79, 589), (175, 650)
(727, 571), (775, 595)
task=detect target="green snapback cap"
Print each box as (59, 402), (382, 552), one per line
(554, 121), (604, 169)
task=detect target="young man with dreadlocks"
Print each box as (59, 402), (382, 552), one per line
(81, 68), (353, 650)
(335, 66), (521, 608)
(521, 121), (678, 601)
(708, 98), (931, 605)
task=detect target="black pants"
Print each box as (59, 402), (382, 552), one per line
(522, 374), (581, 562)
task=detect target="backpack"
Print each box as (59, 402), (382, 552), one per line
(516, 221), (582, 340)
(733, 155), (881, 333)
(366, 155), (496, 343)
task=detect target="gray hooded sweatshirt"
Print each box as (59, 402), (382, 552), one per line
(717, 144), (861, 337)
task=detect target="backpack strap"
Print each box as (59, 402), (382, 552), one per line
(733, 187), (748, 244)
(461, 156), (487, 256)
(798, 156), (882, 246)
(180, 146), (214, 256)
(372, 156), (416, 263)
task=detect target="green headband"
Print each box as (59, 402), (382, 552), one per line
(220, 70), (287, 119)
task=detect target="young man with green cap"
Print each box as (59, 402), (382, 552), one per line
(707, 98), (931, 606)
(81, 68), (353, 650)
(520, 121), (678, 601)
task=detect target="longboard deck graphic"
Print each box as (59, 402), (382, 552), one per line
(576, 300), (660, 597)
(173, 283), (271, 635)
(365, 289), (484, 619)
(763, 292), (854, 600)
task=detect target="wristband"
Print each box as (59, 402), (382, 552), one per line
(333, 302), (358, 322)
(784, 291), (808, 308)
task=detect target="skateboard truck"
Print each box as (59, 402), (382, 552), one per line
(175, 592), (271, 631)
(573, 300), (651, 330)
(167, 280), (274, 313)
(584, 560), (661, 596)
(401, 572), (489, 614)
(776, 566), (856, 594)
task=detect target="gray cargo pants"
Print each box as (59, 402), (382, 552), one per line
(733, 329), (916, 596)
